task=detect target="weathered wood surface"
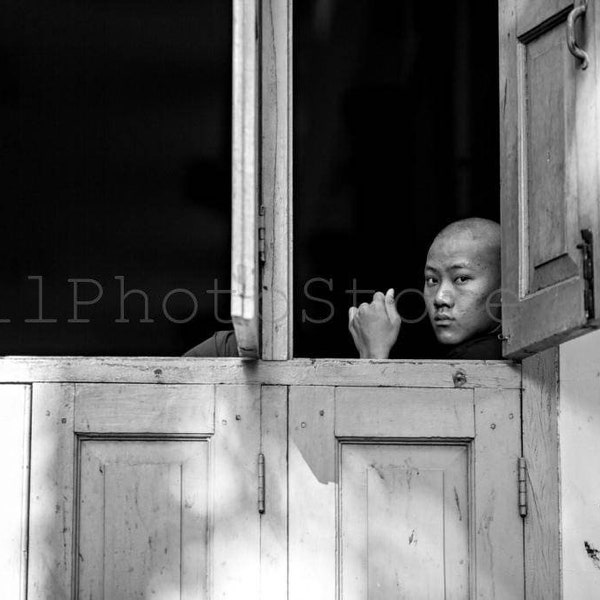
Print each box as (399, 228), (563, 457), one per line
(260, 385), (288, 600)
(335, 387), (474, 438)
(27, 382), (262, 599)
(288, 386), (336, 600)
(78, 440), (210, 599)
(231, 0), (259, 357)
(500, 0), (600, 357)
(522, 348), (561, 599)
(74, 383), (215, 434)
(0, 385), (30, 600)
(473, 387), (524, 599)
(261, 0), (293, 360)
(0, 356), (522, 388)
(213, 384), (261, 599)
(559, 332), (600, 597)
(517, 0), (571, 36)
(340, 444), (469, 599)
(289, 384), (524, 599)
(28, 384), (76, 600)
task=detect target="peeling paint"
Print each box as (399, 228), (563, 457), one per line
(584, 541), (600, 570)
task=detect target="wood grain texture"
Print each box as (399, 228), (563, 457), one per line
(289, 386), (336, 600)
(28, 383), (76, 600)
(517, 0), (571, 37)
(593, 0), (600, 323)
(0, 385), (31, 600)
(260, 385), (288, 600)
(523, 348), (560, 599)
(473, 387), (524, 599)
(77, 440), (209, 599)
(335, 387), (474, 438)
(213, 384), (261, 600)
(0, 356), (522, 388)
(559, 331), (600, 597)
(500, 0), (600, 357)
(290, 384), (524, 598)
(261, 0), (293, 360)
(231, 0), (259, 357)
(74, 383), (215, 434)
(340, 444), (469, 600)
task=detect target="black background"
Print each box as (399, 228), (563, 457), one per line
(294, 0), (500, 358)
(0, 0), (499, 357)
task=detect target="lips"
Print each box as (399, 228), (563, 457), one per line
(434, 315), (454, 325)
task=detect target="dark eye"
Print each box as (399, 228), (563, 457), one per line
(424, 276), (437, 286)
(455, 275), (471, 284)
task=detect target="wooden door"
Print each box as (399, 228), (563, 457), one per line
(289, 385), (523, 599)
(500, 0), (600, 357)
(27, 383), (261, 599)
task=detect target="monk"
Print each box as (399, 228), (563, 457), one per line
(186, 218), (503, 359)
(348, 218), (503, 359)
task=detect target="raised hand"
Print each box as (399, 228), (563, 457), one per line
(348, 288), (401, 359)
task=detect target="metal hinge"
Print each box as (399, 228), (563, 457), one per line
(258, 453), (265, 514)
(258, 206), (266, 265)
(518, 457), (528, 518)
(577, 229), (595, 320)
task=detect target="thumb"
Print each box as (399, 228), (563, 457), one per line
(348, 306), (358, 326)
(384, 288), (401, 326)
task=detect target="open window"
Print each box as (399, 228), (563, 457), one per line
(292, 0), (501, 359)
(0, 0), (234, 356)
(257, 0), (600, 361)
(2, 0), (599, 361)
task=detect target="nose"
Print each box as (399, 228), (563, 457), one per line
(434, 281), (454, 309)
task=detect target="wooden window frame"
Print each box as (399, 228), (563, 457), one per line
(259, 0), (293, 360)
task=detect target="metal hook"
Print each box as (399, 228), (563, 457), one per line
(567, 1), (589, 70)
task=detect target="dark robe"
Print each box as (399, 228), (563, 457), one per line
(183, 330), (239, 357)
(184, 328), (504, 360)
(444, 329), (503, 360)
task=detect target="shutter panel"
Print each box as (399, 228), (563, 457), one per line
(231, 0), (259, 358)
(500, 0), (600, 357)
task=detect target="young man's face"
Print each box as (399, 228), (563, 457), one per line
(423, 233), (500, 346)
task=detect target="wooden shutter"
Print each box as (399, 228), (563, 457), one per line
(500, 0), (600, 357)
(231, 0), (259, 358)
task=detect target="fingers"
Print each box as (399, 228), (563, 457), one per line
(350, 289), (399, 325)
(384, 288), (401, 326)
(348, 306), (358, 329)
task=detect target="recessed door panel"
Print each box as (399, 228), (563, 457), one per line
(28, 383), (261, 600)
(340, 444), (469, 599)
(78, 440), (209, 599)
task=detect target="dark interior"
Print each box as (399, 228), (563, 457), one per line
(0, 0), (499, 357)
(294, 0), (500, 358)
(0, 0), (232, 355)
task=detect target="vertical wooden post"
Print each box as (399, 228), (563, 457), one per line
(0, 385), (31, 600)
(261, 0), (293, 360)
(522, 348), (561, 598)
(260, 385), (288, 600)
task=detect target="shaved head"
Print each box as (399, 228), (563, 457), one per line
(424, 218), (501, 346)
(428, 218), (501, 284)
(432, 218), (500, 262)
